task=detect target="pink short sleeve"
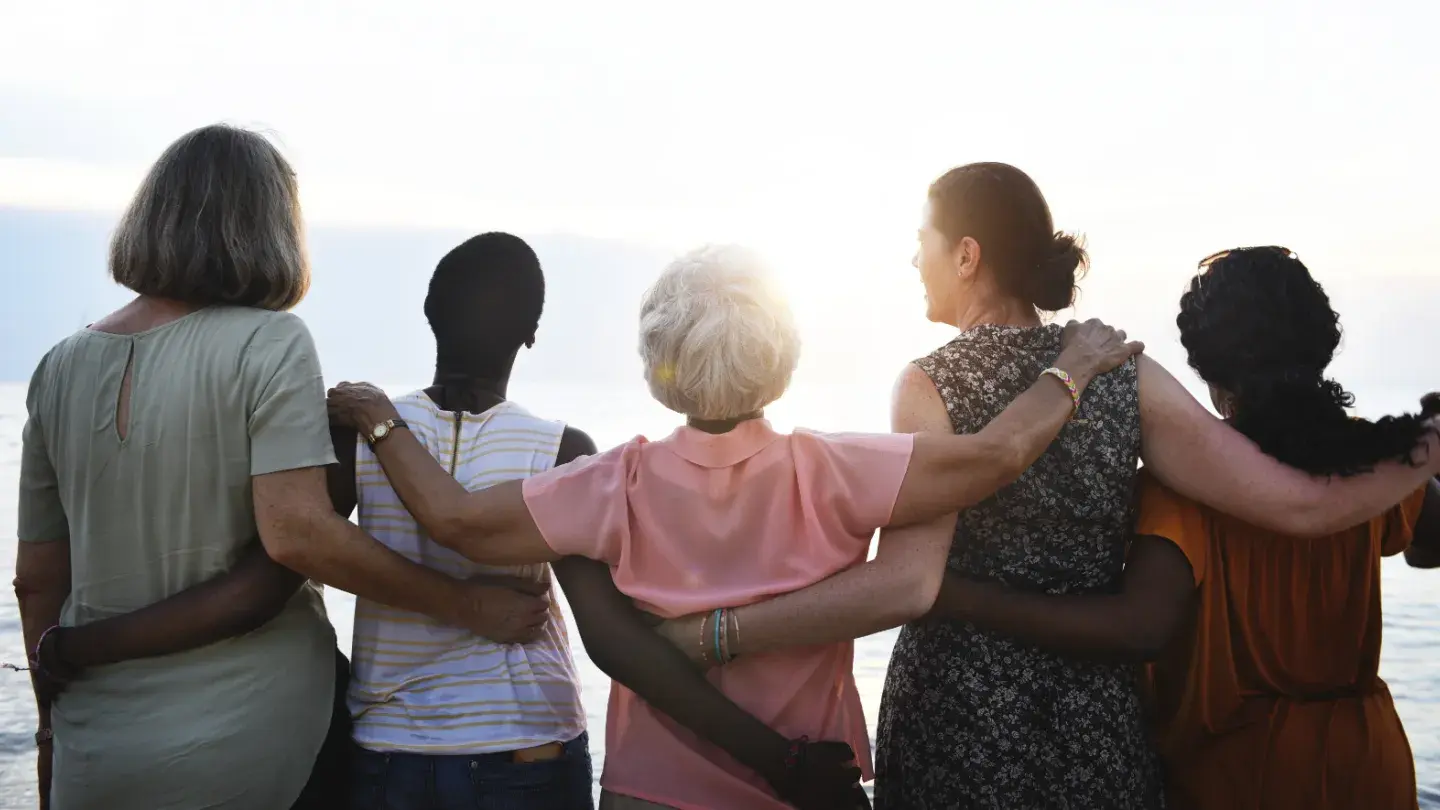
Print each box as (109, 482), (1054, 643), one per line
(521, 437), (643, 564)
(792, 431), (916, 533)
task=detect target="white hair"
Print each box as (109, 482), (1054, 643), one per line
(639, 245), (801, 420)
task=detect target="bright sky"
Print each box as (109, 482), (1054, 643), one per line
(2, 0), (1437, 394)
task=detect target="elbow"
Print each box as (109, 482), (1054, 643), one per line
(1280, 506), (1331, 539)
(881, 567), (945, 627)
(574, 629), (625, 678)
(263, 541), (310, 576)
(1405, 547), (1440, 569)
(260, 513), (322, 577)
(13, 553), (69, 601)
(901, 569), (945, 623)
(997, 435), (1031, 489)
(427, 508), (470, 551)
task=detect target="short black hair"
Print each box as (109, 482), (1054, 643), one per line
(1178, 246), (1437, 477)
(423, 232), (545, 377)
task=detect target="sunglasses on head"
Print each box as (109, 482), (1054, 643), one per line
(1197, 245), (1298, 273)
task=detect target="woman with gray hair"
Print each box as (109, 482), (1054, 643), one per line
(325, 243), (1144, 809)
(15, 124), (540, 810)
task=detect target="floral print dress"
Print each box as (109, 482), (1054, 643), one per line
(873, 324), (1164, 810)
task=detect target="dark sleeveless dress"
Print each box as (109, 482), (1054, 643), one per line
(873, 324), (1164, 810)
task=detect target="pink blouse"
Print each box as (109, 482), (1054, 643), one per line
(522, 419), (914, 809)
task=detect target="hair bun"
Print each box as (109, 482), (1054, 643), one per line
(1025, 232), (1088, 312)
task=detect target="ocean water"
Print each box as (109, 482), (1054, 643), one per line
(0, 379), (1435, 808)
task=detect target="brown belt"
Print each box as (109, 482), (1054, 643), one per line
(511, 741), (564, 763)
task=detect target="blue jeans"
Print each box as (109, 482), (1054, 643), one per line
(351, 733), (594, 810)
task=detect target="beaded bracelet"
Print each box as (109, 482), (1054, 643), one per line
(1040, 367), (1081, 415)
(712, 608), (725, 664)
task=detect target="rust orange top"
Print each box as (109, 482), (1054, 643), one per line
(1136, 471), (1426, 810)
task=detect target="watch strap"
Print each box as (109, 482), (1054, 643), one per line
(366, 418), (409, 447)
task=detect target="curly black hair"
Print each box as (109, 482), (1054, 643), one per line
(1177, 246), (1437, 477)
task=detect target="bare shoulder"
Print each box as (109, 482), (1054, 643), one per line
(557, 425), (600, 464)
(1135, 354), (1182, 399)
(1135, 353), (1210, 425)
(891, 363), (952, 433)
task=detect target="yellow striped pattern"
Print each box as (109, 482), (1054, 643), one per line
(347, 393), (585, 754)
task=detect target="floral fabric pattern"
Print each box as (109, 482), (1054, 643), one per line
(874, 324), (1163, 810)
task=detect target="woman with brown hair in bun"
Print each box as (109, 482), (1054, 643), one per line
(642, 164), (1438, 808)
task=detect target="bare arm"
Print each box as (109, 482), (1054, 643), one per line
(546, 428), (788, 768)
(14, 541), (66, 810)
(325, 390), (560, 566)
(35, 410), (414, 673)
(555, 556), (780, 765)
(667, 364), (958, 660)
(928, 534), (1197, 662)
(43, 543), (304, 672)
(327, 424), (358, 519)
(1138, 356), (1440, 537)
(14, 541), (68, 717)
(254, 465), (547, 640)
(325, 320), (1142, 564)
(1405, 478), (1440, 569)
(545, 426), (866, 806)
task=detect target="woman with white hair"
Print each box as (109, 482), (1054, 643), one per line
(333, 237), (1439, 808)
(640, 166), (1440, 809)
(326, 243), (1146, 809)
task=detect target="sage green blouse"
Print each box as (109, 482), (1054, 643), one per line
(19, 306), (337, 810)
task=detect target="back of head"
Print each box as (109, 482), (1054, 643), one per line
(928, 162), (1087, 313)
(639, 245), (800, 420)
(1178, 246), (1437, 477)
(424, 232), (545, 378)
(110, 124), (308, 311)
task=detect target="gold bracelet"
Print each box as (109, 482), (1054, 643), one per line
(729, 609), (741, 660)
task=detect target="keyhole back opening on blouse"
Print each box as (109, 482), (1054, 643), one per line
(114, 340), (136, 443)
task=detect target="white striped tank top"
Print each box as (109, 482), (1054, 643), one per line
(348, 392), (585, 754)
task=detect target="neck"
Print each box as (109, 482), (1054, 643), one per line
(951, 291), (1041, 332)
(427, 369), (509, 414)
(90, 295), (203, 335)
(686, 411), (763, 435)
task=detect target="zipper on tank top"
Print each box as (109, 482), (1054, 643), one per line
(449, 411), (463, 477)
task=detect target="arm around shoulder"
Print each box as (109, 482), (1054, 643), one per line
(889, 319), (1144, 527)
(703, 363), (957, 660)
(1137, 354), (1440, 537)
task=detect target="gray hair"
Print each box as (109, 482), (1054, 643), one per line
(639, 245), (801, 420)
(109, 124), (309, 311)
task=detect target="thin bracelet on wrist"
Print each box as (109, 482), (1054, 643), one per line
(698, 611), (711, 666)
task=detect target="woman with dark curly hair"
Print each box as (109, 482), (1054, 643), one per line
(640, 170), (1439, 809)
(931, 245), (1439, 809)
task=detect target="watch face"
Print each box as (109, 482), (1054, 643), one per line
(373, 424), (390, 439)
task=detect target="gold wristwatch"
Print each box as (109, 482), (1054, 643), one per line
(365, 418), (409, 447)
